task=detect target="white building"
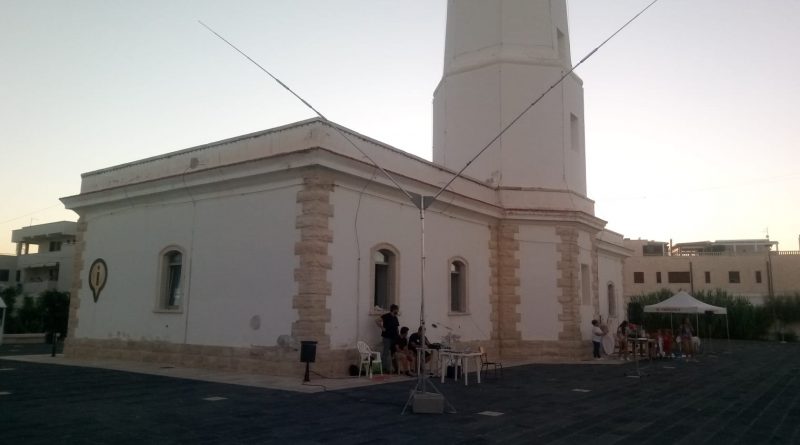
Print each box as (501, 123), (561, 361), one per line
(61, 0), (629, 376)
(0, 255), (17, 291)
(8, 221), (77, 296)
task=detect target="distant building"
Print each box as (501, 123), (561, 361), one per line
(623, 238), (800, 304)
(671, 239), (777, 256)
(10, 221), (77, 296)
(0, 254), (17, 291)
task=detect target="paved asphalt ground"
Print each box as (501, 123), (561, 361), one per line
(2, 340), (800, 444)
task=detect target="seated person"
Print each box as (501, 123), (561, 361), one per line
(692, 335), (701, 353)
(651, 332), (660, 358)
(655, 330), (665, 358)
(408, 326), (433, 372)
(663, 329), (673, 357)
(393, 327), (414, 376)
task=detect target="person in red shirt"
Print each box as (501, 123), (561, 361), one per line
(662, 329), (673, 357)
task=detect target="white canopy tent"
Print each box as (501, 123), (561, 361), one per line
(643, 291), (730, 352)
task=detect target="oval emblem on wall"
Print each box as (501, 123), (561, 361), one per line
(88, 259), (108, 303)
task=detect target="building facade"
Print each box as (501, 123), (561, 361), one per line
(60, 0), (629, 375)
(4, 221), (77, 296)
(0, 255), (17, 291)
(624, 239), (800, 304)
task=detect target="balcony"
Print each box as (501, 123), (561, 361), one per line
(11, 221), (77, 243)
(21, 280), (58, 296)
(17, 249), (73, 269)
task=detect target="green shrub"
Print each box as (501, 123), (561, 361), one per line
(1, 289), (70, 335)
(1, 286), (18, 311)
(15, 296), (43, 333)
(764, 293), (800, 324)
(39, 290), (70, 337)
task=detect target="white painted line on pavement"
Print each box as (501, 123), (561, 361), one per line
(203, 396), (227, 401)
(478, 411), (504, 417)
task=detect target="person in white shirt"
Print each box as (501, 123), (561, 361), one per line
(591, 320), (605, 359)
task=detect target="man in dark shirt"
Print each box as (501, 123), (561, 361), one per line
(375, 304), (399, 373)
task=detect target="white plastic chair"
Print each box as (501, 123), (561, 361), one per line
(356, 341), (382, 378)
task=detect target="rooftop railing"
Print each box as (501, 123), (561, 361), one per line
(669, 250), (798, 257)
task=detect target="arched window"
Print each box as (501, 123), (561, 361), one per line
(159, 249), (184, 310)
(607, 282), (616, 317)
(449, 259), (467, 313)
(373, 247), (397, 310)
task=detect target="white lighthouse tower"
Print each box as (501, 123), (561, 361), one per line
(433, 0), (588, 208)
(432, 0), (621, 360)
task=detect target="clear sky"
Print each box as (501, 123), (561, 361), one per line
(1, 0), (798, 254)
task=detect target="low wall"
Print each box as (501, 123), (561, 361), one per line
(65, 338), (359, 377)
(2, 333), (47, 344)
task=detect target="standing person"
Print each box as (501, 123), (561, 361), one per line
(680, 317), (694, 360)
(591, 320), (605, 359)
(375, 304), (399, 373)
(617, 320), (630, 361)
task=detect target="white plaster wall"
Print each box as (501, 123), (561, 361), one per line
(433, 64), (501, 184)
(57, 245), (75, 293)
(772, 255), (800, 296)
(328, 182), (492, 350)
(77, 201), (194, 342)
(577, 231), (594, 340)
(433, 1), (585, 193)
(518, 225), (560, 340)
(75, 184), (298, 348)
(597, 252), (625, 326)
(499, 64), (585, 193)
(422, 208), (492, 344)
(434, 63), (585, 193)
(328, 186), (422, 351)
(185, 186), (298, 347)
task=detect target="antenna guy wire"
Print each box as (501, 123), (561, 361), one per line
(198, 21), (417, 205)
(430, 0), (660, 202)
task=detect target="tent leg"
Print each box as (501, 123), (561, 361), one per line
(726, 314), (731, 353)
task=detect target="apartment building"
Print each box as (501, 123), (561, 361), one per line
(10, 221), (77, 296)
(0, 254), (17, 291)
(623, 238), (800, 304)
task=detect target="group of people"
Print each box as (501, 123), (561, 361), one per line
(375, 304), (432, 376)
(590, 317), (697, 361)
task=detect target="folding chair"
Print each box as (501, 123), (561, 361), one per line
(479, 346), (503, 379)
